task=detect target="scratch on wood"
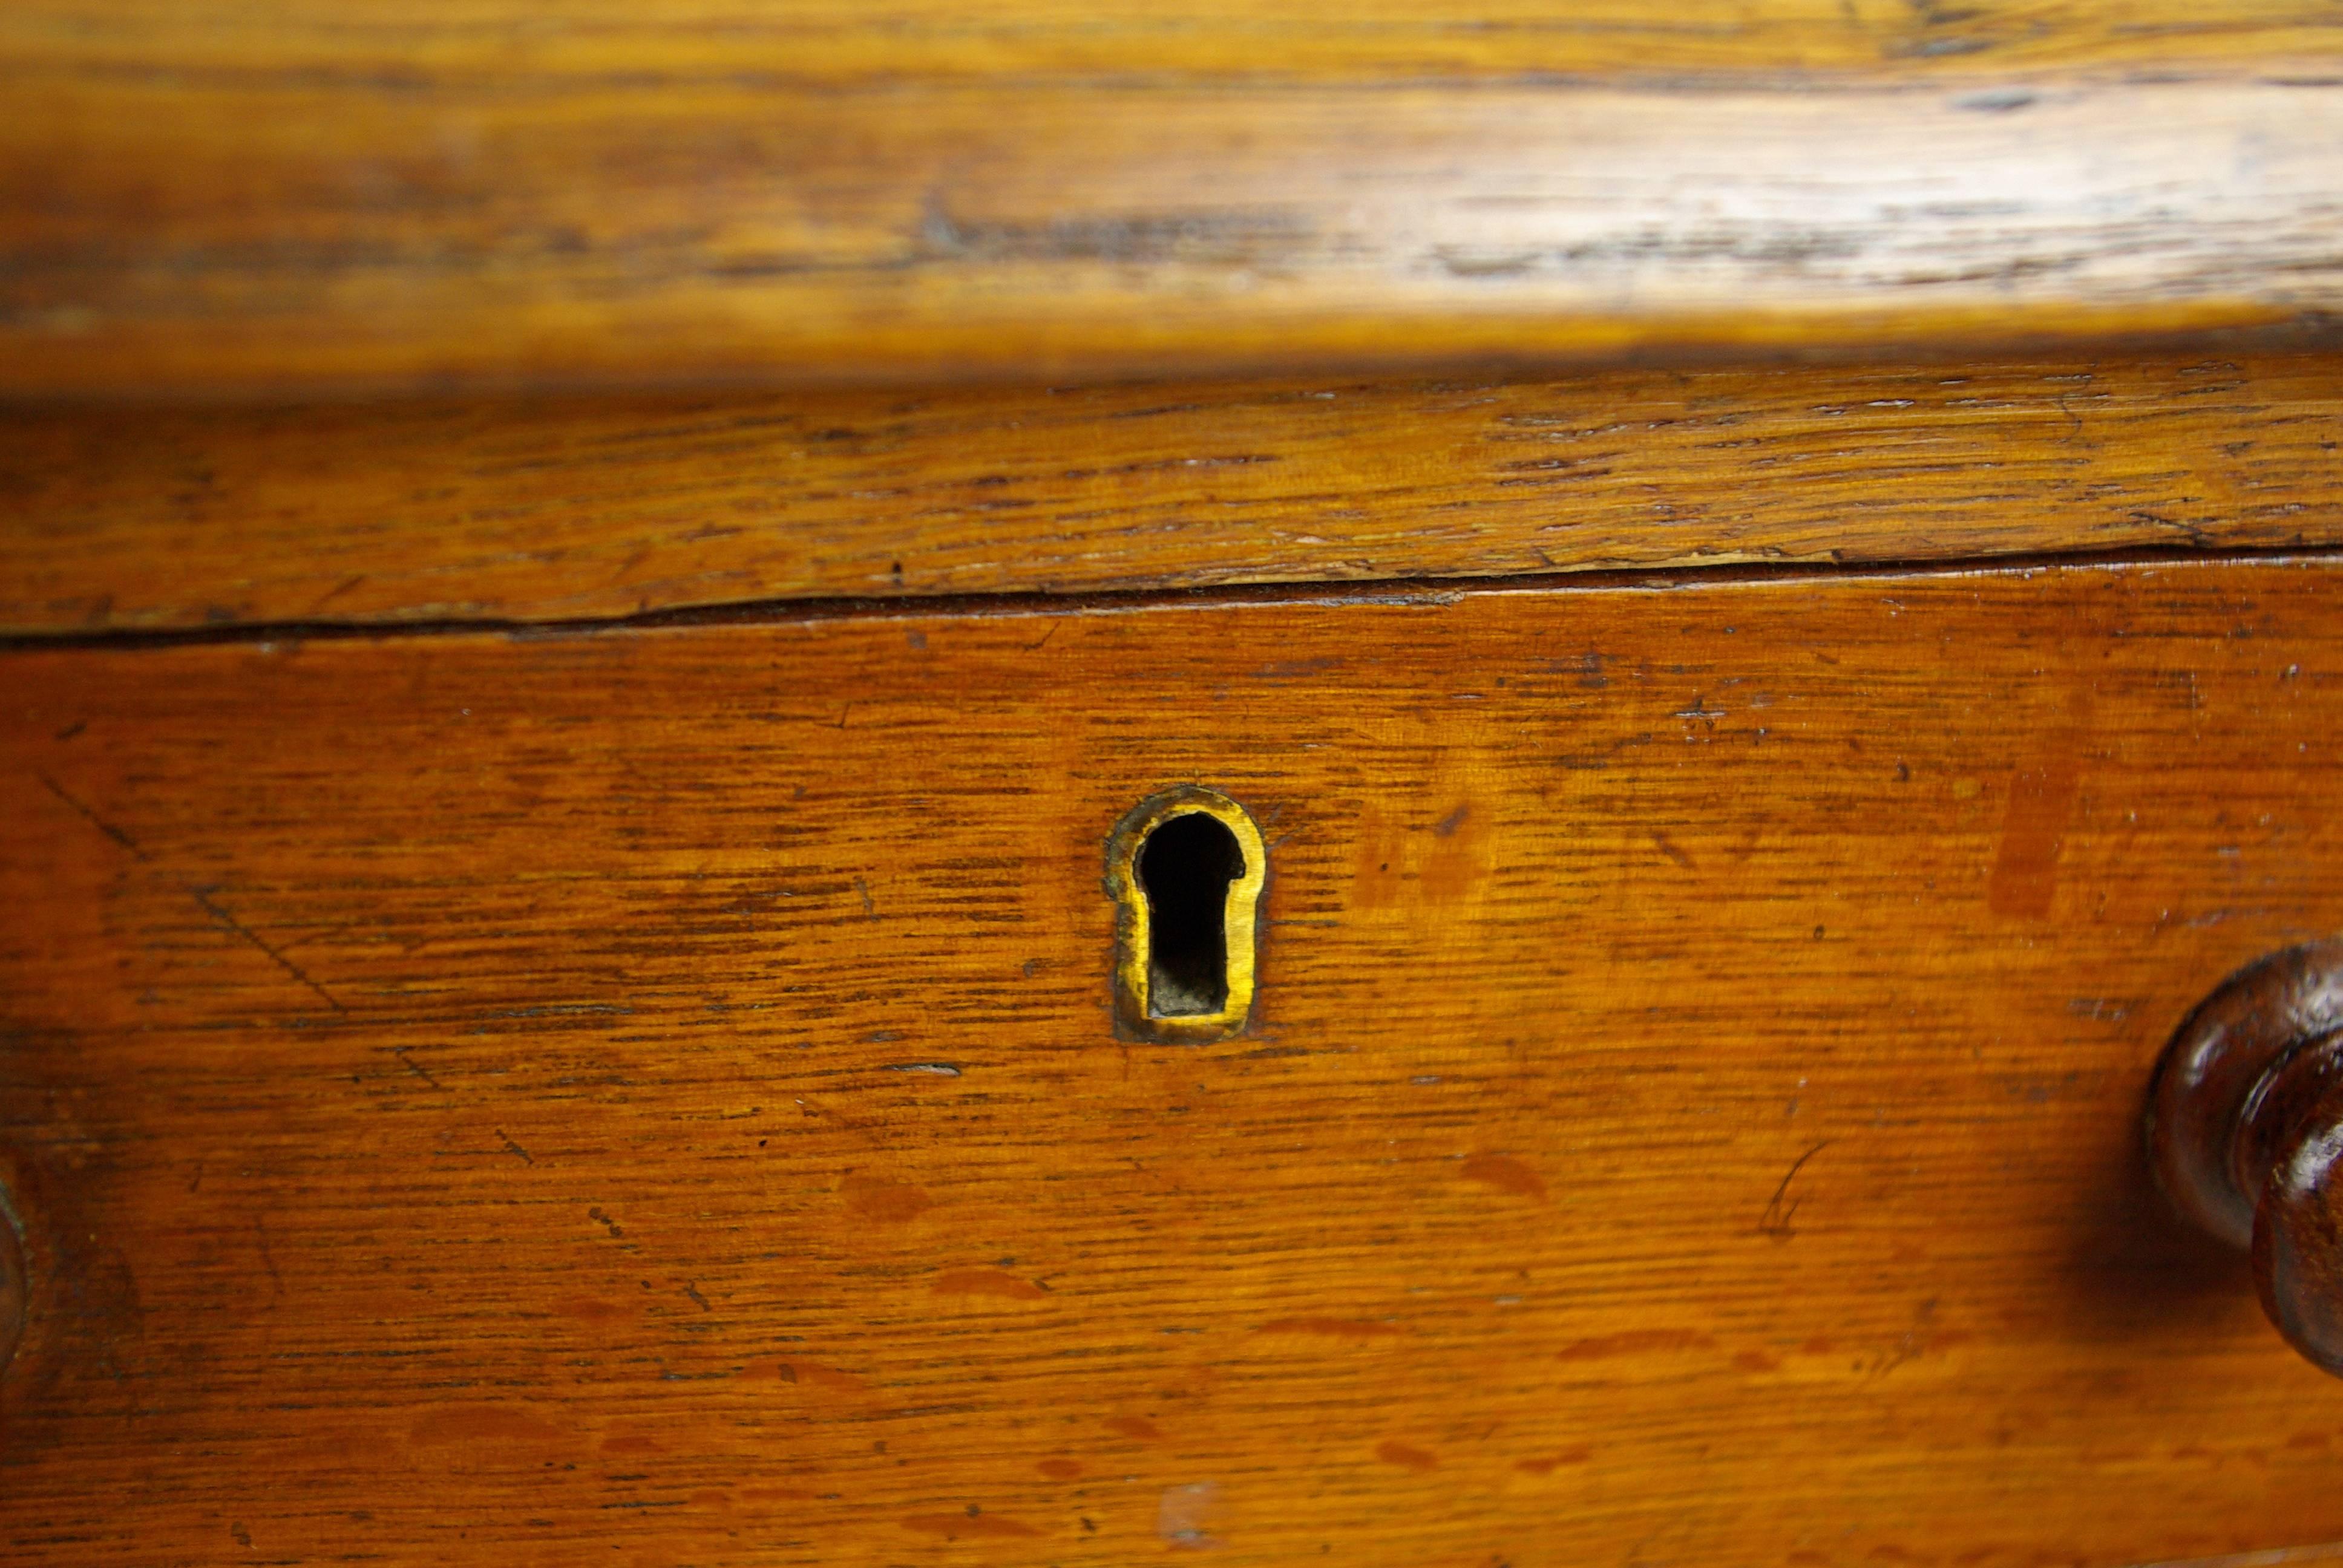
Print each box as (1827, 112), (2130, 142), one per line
(252, 1215), (283, 1298)
(1757, 1140), (1831, 1241)
(391, 1047), (442, 1089)
(2128, 1545), (2343, 1568)
(36, 769), (150, 860)
(496, 1129), (534, 1166)
(191, 886), (345, 1011)
(304, 573), (368, 615)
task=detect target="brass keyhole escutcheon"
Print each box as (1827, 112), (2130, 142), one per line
(1107, 787), (1266, 1042)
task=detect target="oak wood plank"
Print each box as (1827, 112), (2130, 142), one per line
(6, 558), (2343, 1562)
(10, 353), (2343, 632)
(8, 2), (2343, 396)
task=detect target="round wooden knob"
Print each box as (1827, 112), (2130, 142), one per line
(2148, 939), (2343, 1374)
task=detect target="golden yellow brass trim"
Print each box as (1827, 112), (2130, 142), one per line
(1106, 787), (1266, 1043)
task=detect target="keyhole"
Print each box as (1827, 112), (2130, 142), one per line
(1138, 812), (1244, 1016)
(1106, 787), (1266, 1042)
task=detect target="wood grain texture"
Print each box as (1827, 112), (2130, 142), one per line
(8, 557), (2343, 1563)
(9, 2), (2343, 397)
(13, 351), (2343, 632)
(23, 0), (2343, 84)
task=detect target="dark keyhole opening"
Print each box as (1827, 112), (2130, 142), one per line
(1137, 811), (1246, 1017)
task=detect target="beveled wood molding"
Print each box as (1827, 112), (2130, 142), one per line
(11, 353), (2343, 635)
(7, 2), (2343, 398)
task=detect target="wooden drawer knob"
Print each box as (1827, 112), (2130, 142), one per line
(2148, 939), (2343, 1374)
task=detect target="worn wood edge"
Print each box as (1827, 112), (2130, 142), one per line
(2128, 1548), (2343, 1568)
(8, 63), (2343, 398)
(10, 546), (2343, 659)
(11, 351), (2343, 634)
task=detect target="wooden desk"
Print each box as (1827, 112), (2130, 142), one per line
(7, 7), (2343, 1564)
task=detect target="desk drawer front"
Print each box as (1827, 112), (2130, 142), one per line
(4, 558), (2340, 1564)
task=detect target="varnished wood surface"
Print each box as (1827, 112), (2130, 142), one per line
(11, 353), (2343, 633)
(7, 557), (2343, 1563)
(2148, 940), (2343, 1376)
(25, 0), (2341, 85)
(8, 3), (2343, 397)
